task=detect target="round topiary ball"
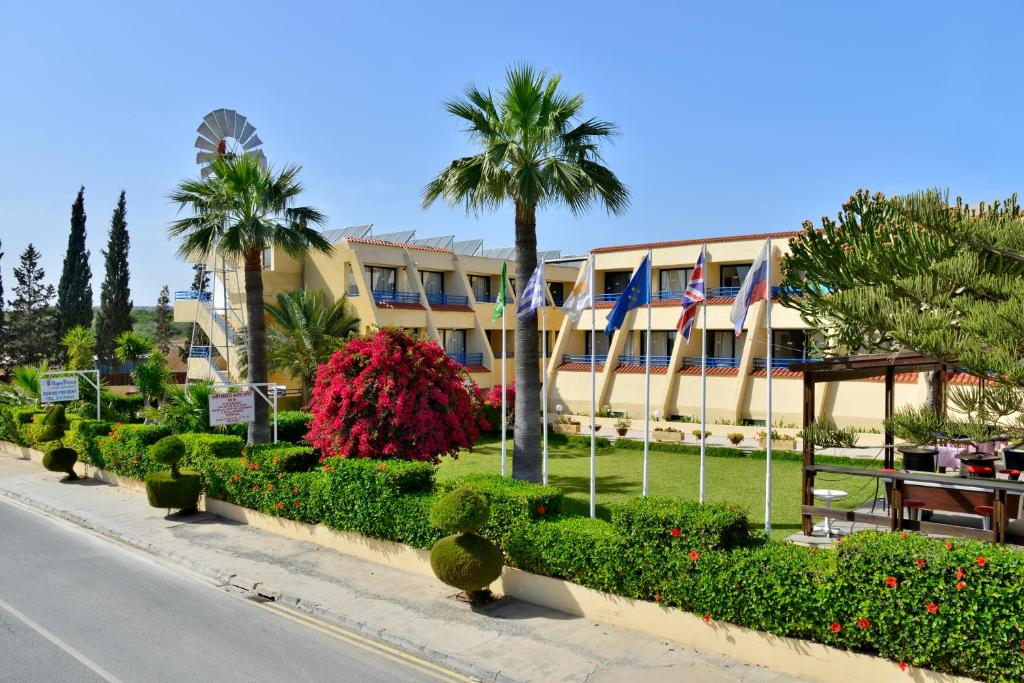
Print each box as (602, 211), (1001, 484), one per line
(42, 446), (79, 480)
(430, 488), (489, 534)
(151, 435), (186, 471)
(430, 533), (504, 594)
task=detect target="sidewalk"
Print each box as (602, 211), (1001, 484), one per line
(0, 453), (809, 683)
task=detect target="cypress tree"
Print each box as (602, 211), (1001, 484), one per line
(190, 262), (209, 294)
(56, 186), (93, 337)
(95, 191), (133, 363)
(0, 238), (5, 337)
(5, 244), (58, 368)
(154, 285), (173, 354)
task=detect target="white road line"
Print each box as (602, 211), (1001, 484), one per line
(0, 595), (125, 683)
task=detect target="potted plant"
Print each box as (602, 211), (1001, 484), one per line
(653, 425), (683, 442)
(727, 432), (744, 446)
(614, 417), (631, 436)
(553, 414), (581, 435)
(692, 428), (711, 442)
(757, 428), (796, 451)
(798, 417), (860, 449)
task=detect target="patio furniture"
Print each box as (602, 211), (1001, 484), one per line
(812, 488), (848, 538)
(1000, 469), (1021, 481)
(870, 468), (897, 513)
(1004, 448), (1024, 472)
(975, 505), (994, 531)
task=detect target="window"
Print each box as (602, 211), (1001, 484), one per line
(772, 329), (808, 359)
(707, 330), (745, 359)
(421, 271), (445, 297)
(659, 268), (693, 295)
(346, 266), (359, 296)
(469, 275), (491, 301)
(548, 282), (564, 307)
(441, 329), (466, 355)
(720, 264), (751, 288)
(366, 266), (397, 293)
(262, 246), (272, 270)
(584, 331), (610, 356)
(604, 271), (631, 295)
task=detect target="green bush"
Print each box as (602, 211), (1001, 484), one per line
(37, 404), (68, 443)
(275, 411), (312, 443)
(547, 432), (613, 449)
(65, 419), (114, 465)
(150, 435), (186, 473)
(430, 487), (489, 533)
(42, 447), (79, 478)
(144, 470), (202, 511)
(13, 406), (44, 424)
(177, 433), (244, 460)
(430, 532), (504, 596)
(244, 443), (318, 472)
(615, 438), (742, 458)
(440, 474), (562, 547)
(95, 423), (171, 479)
(0, 407), (24, 445)
(101, 392), (144, 422)
(506, 517), (623, 594)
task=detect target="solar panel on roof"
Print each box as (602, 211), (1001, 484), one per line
(410, 235), (455, 250)
(371, 230), (415, 244)
(322, 224), (372, 243)
(481, 246), (516, 260)
(453, 239), (484, 256)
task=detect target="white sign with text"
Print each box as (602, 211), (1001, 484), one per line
(40, 376), (80, 403)
(209, 390), (255, 427)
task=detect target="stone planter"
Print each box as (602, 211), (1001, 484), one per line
(758, 438), (796, 451)
(554, 423), (580, 435)
(653, 430), (683, 443)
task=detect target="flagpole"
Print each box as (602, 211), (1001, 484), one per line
(500, 265), (507, 478)
(699, 244), (708, 504)
(589, 255), (597, 518)
(541, 259), (549, 486)
(643, 249), (652, 497)
(764, 240), (773, 536)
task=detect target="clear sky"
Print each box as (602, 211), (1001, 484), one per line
(2, 1), (1022, 305)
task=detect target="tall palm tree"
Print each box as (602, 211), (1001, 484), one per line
(61, 325), (95, 371)
(422, 64), (629, 482)
(168, 154), (331, 443)
(265, 290), (360, 405)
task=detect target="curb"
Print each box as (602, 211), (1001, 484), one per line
(0, 483), (517, 683)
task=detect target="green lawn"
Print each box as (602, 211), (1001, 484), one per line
(438, 438), (882, 539)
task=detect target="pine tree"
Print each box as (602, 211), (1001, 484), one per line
(5, 244), (58, 368)
(56, 186), (93, 337)
(154, 285), (173, 354)
(0, 238), (5, 339)
(95, 191), (133, 363)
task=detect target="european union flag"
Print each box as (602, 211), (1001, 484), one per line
(605, 254), (651, 336)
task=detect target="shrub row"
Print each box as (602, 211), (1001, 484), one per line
(614, 438), (887, 469)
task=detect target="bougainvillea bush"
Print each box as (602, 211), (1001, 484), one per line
(306, 327), (485, 462)
(480, 384), (515, 434)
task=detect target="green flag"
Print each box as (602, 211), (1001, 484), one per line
(492, 262), (507, 321)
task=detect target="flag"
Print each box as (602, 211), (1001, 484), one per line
(730, 241), (770, 337)
(677, 247), (706, 341)
(516, 261), (546, 320)
(604, 254), (650, 336)
(492, 262), (507, 321)
(562, 256), (593, 326)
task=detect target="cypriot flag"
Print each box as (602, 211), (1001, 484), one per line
(561, 255), (594, 326)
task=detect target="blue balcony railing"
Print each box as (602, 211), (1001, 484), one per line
(175, 290), (212, 302)
(373, 289), (421, 304)
(562, 354), (608, 365)
(618, 354), (672, 367)
(753, 357), (820, 370)
(681, 356), (741, 369)
(347, 286), (359, 297)
(595, 292), (621, 303)
(474, 293), (498, 303)
(188, 346), (211, 358)
(653, 289), (685, 301)
(427, 293), (470, 307)
(448, 352), (484, 366)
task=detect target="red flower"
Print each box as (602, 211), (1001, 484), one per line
(689, 550), (700, 562)
(916, 558), (926, 568)
(536, 506), (545, 515)
(654, 594), (661, 603)
(266, 484), (273, 491)
(945, 541), (953, 550)
(857, 618), (870, 629)
(273, 457), (279, 465)
(899, 662), (907, 672)
(956, 581), (966, 591)
(955, 567), (965, 581)
(830, 622), (841, 633)
(885, 576), (898, 588)
(1020, 640), (1024, 652)
(671, 527), (681, 538)
(926, 602), (939, 614)
(275, 503), (284, 509)
(976, 556), (987, 567)
(900, 532), (909, 539)
(293, 487), (299, 494)
(294, 500), (301, 507)
(703, 614), (711, 623)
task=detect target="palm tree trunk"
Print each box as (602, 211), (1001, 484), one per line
(243, 249), (271, 444)
(513, 202), (542, 482)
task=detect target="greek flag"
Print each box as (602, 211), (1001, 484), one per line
(516, 260), (546, 320)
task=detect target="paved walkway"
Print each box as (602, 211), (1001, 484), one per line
(0, 452), (810, 683)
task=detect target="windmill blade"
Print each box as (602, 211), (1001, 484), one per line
(194, 136), (218, 153)
(253, 149), (268, 169)
(201, 166), (213, 179)
(196, 151), (216, 164)
(242, 134), (262, 151)
(222, 109), (238, 138)
(214, 109), (232, 138)
(203, 110), (222, 135)
(238, 121), (256, 145)
(197, 121), (220, 145)
(231, 111), (245, 139)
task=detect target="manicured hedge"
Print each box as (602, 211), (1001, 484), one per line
(94, 424), (172, 479)
(66, 419), (115, 465)
(546, 432), (613, 449)
(275, 411), (312, 444)
(0, 407), (24, 445)
(439, 474), (562, 547)
(244, 443), (318, 472)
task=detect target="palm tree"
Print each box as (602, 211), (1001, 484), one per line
(115, 330), (170, 409)
(265, 290), (360, 405)
(168, 154), (331, 444)
(61, 325), (95, 370)
(159, 380), (216, 433)
(422, 64), (629, 482)
(0, 362), (47, 406)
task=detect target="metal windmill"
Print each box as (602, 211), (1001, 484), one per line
(194, 108), (267, 178)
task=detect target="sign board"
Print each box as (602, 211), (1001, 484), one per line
(40, 376), (80, 403)
(209, 390), (255, 427)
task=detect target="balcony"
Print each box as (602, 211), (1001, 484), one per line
(595, 292), (621, 303)
(753, 357), (820, 370)
(617, 354), (672, 367)
(373, 289), (421, 305)
(681, 356), (741, 368)
(448, 352), (484, 366)
(562, 354), (608, 365)
(427, 293), (470, 307)
(175, 290), (211, 303)
(188, 345), (211, 359)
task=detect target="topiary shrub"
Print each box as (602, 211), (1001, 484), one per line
(429, 487), (504, 603)
(144, 435), (201, 514)
(38, 405), (79, 480)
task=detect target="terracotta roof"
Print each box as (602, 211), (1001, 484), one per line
(374, 301), (424, 310)
(680, 366), (739, 377)
(346, 237), (453, 254)
(861, 372), (919, 384)
(616, 365), (668, 375)
(949, 372), (984, 385)
(750, 369), (803, 379)
(591, 230), (806, 254)
(429, 304), (475, 313)
(559, 363), (606, 372)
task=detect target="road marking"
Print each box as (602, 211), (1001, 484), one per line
(0, 595), (125, 683)
(249, 599), (475, 682)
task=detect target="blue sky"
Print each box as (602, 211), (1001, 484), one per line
(2, 1), (1023, 304)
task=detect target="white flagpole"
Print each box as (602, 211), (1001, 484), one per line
(643, 250), (652, 497)
(541, 259), (549, 486)
(500, 273), (507, 478)
(764, 240), (774, 536)
(589, 255), (597, 518)
(699, 244), (708, 504)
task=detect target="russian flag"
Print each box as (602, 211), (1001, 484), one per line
(729, 241), (770, 338)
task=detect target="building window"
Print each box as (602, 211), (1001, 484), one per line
(584, 331), (610, 356)
(262, 246), (272, 270)
(707, 330), (745, 359)
(442, 329), (466, 355)
(469, 275), (491, 301)
(604, 271), (631, 295)
(772, 329), (808, 359)
(346, 266), (359, 296)
(659, 268), (692, 295)
(720, 264), (751, 288)
(421, 271), (445, 297)
(366, 266), (397, 293)
(548, 282), (565, 307)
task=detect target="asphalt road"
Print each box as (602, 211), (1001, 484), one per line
(0, 496), (460, 683)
